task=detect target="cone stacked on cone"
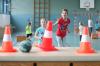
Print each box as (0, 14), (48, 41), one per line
(0, 25), (16, 52)
(39, 21), (57, 51)
(77, 26), (95, 53)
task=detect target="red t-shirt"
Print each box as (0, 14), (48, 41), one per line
(56, 17), (70, 38)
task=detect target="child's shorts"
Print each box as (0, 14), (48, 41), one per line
(27, 33), (32, 38)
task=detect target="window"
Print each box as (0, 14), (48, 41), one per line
(3, 0), (11, 14)
(0, 0), (11, 14)
(0, 0), (3, 13)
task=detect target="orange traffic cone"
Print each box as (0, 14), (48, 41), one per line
(39, 21), (57, 51)
(77, 26), (95, 53)
(0, 25), (17, 52)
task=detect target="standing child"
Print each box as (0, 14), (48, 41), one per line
(34, 18), (46, 46)
(79, 21), (84, 41)
(25, 22), (32, 39)
(54, 9), (70, 47)
(88, 15), (93, 37)
(95, 20), (100, 33)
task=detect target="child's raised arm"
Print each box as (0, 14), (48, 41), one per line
(53, 18), (59, 26)
(53, 21), (58, 26)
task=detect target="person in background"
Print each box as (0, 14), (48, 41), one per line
(25, 22), (32, 39)
(34, 18), (46, 46)
(54, 9), (70, 47)
(79, 21), (84, 41)
(88, 15), (93, 37)
(95, 20), (100, 33)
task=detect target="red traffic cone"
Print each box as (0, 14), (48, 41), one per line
(0, 25), (17, 52)
(77, 26), (95, 53)
(39, 21), (57, 51)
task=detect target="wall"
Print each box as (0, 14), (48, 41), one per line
(5, 0), (100, 49)
(11, 0), (34, 32)
(11, 0), (100, 32)
(0, 14), (10, 27)
(50, 0), (100, 32)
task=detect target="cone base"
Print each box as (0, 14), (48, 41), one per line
(0, 48), (17, 52)
(77, 49), (95, 54)
(39, 44), (58, 51)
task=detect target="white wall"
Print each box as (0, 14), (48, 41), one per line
(0, 14), (10, 27)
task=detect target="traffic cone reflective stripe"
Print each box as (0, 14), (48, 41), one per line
(3, 34), (12, 41)
(0, 25), (17, 52)
(77, 26), (95, 53)
(39, 21), (57, 51)
(81, 35), (90, 42)
(44, 30), (52, 38)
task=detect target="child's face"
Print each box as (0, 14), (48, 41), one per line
(61, 11), (67, 19)
(40, 19), (46, 28)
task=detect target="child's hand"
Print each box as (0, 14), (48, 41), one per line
(39, 37), (43, 40)
(53, 20), (58, 26)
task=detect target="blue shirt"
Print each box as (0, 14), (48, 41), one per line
(95, 23), (100, 30)
(35, 27), (45, 44)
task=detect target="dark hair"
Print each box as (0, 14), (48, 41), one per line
(62, 9), (68, 14)
(79, 22), (83, 25)
(28, 22), (31, 25)
(40, 17), (45, 19)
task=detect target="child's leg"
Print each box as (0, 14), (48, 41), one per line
(89, 28), (91, 37)
(63, 35), (70, 47)
(63, 35), (67, 47)
(89, 27), (93, 37)
(27, 34), (29, 38)
(80, 35), (82, 41)
(56, 36), (62, 47)
(30, 33), (32, 37)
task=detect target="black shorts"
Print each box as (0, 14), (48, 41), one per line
(27, 33), (32, 38)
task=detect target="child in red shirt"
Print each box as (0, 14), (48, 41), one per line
(54, 9), (70, 47)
